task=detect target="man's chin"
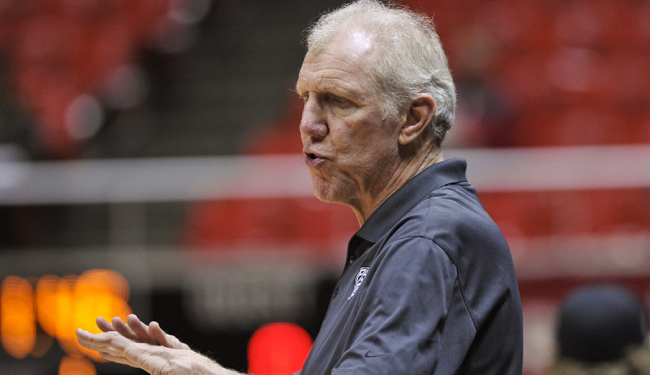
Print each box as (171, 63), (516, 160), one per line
(311, 186), (334, 204)
(310, 178), (341, 204)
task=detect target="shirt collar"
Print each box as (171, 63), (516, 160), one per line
(355, 158), (469, 244)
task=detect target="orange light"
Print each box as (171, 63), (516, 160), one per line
(2, 270), (133, 362)
(73, 270), (132, 361)
(36, 275), (61, 337)
(248, 322), (313, 375)
(59, 355), (97, 375)
(0, 276), (36, 359)
(56, 275), (81, 357)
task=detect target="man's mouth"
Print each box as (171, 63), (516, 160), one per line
(304, 152), (327, 167)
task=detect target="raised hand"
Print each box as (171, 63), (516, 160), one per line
(76, 317), (243, 375)
(96, 314), (189, 350)
(76, 328), (210, 373)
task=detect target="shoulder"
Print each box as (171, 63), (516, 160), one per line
(383, 181), (515, 289)
(392, 181), (505, 250)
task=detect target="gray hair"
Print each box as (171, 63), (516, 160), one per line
(305, 0), (456, 147)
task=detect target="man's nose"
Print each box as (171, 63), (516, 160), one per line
(299, 99), (328, 140)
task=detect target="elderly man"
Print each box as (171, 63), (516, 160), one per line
(77, 1), (523, 374)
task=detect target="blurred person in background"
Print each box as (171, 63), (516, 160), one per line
(546, 284), (650, 375)
(76, 1), (523, 374)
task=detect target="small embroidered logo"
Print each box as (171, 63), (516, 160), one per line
(348, 267), (370, 300)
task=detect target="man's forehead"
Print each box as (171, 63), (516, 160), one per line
(296, 57), (371, 97)
(297, 73), (360, 96)
(297, 28), (375, 91)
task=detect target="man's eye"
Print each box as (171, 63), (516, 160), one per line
(302, 94), (309, 102)
(328, 95), (347, 104)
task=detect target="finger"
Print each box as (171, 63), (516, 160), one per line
(147, 321), (167, 346)
(96, 317), (115, 333)
(76, 329), (113, 351)
(127, 314), (156, 344)
(112, 316), (143, 342)
(168, 334), (191, 350)
(77, 329), (138, 353)
(149, 321), (189, 350)
(77, 328), (169, 373)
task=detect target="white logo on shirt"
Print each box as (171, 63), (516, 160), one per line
(348, 267), (370, 300)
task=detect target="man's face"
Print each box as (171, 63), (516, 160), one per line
(296, 31), (402, 209)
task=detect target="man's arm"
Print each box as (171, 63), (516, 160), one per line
(76, 315), (246, 375)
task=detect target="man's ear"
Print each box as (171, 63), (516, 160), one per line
(398, 94), (436, 145)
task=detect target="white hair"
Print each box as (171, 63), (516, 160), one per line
(305, 0), (456, 146)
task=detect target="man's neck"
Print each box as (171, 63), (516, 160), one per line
(351, 147), (443, 226)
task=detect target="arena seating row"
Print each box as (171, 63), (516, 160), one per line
(407, 0), (650, 51)
(0, 0), (171, 155)
(407, 0), (650, 148)
(184, 197), (358, 252)
(183, 188), (650, 249)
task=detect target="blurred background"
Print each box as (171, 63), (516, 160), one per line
(0, 0), (649, 374)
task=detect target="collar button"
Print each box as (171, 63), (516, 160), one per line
(349, 255), (356, 263)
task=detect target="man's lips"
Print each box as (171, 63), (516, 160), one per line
(304, 151), (329, 167)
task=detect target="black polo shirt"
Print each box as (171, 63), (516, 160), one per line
(298, 159), (523, 375)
